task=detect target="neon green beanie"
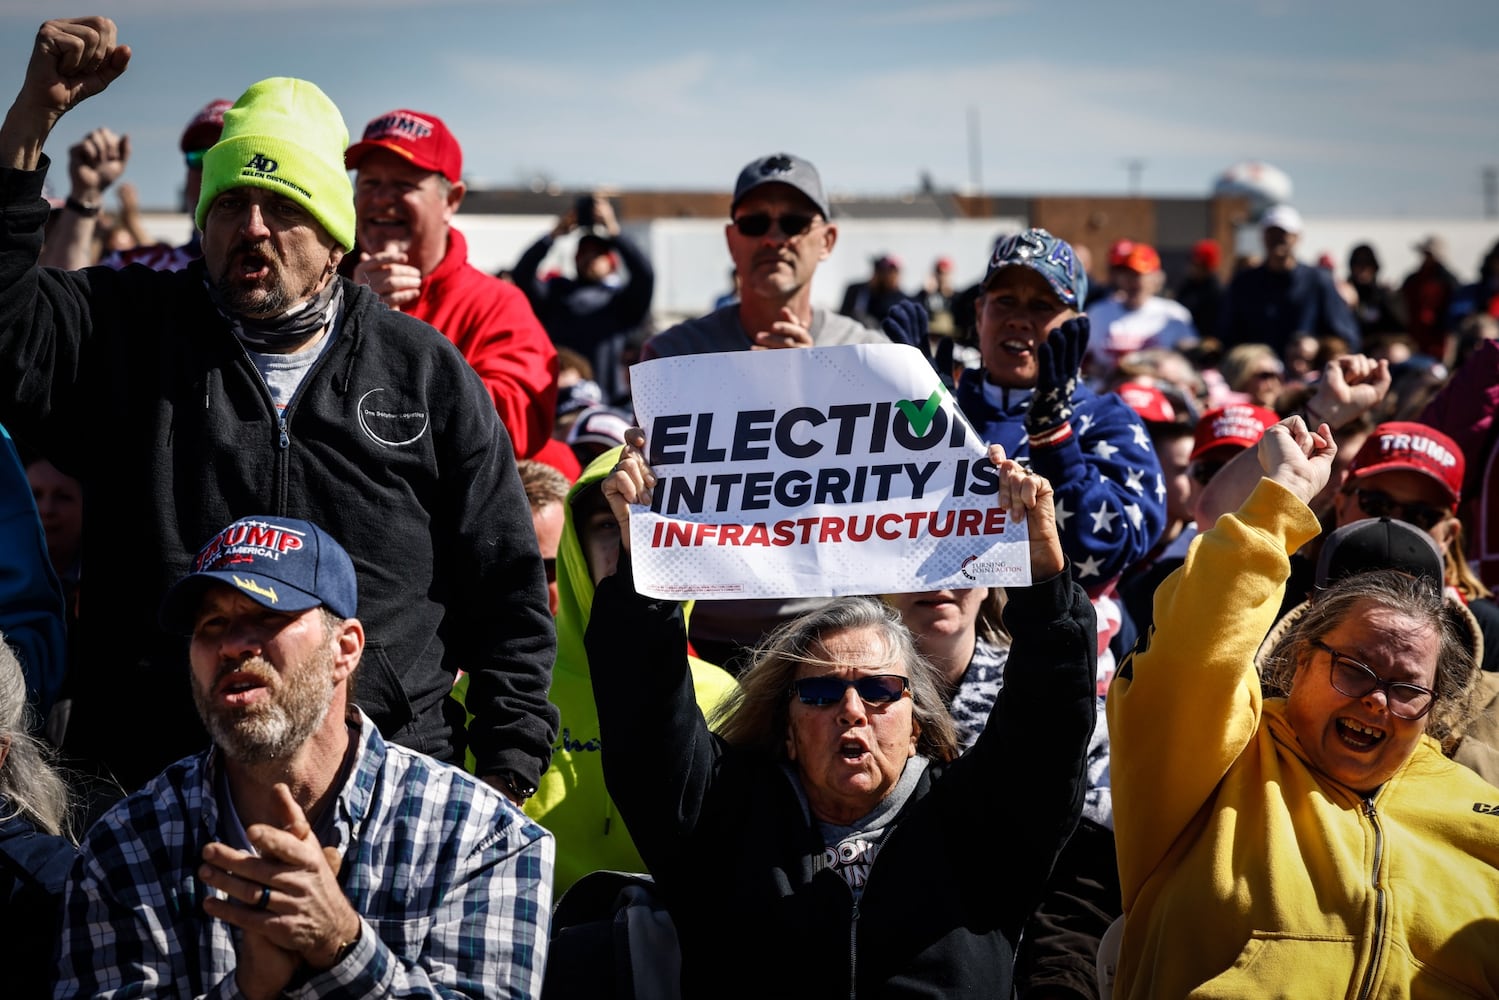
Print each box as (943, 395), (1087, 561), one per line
(194, 77), (355, 250)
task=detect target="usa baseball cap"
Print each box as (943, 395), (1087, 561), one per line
(731, 152), (830, 219)
(160, 515), (358, 633)
(1348, 421), (1463, 508)
(982, 228), (1088, 310)
(346, 109), (462, 184)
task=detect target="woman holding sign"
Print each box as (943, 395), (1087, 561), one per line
(586, 431), (1096, 997)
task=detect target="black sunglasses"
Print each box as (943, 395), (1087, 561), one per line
(792, 674), (909, 707)
(1312, 640), (1435, 720)
(1353, 488), (1447, 532)
(733, 212), (816, 239)
(185, 149), (209, 169)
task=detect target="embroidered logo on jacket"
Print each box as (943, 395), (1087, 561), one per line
(357, 387), (430, 447)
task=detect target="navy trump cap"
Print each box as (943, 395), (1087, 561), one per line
(159, 515), (358, 633)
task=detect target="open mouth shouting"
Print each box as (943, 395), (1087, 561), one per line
(838, 735), (871, 764)
(230, 243), (275, 284)
(1335, 717), (1386, 751)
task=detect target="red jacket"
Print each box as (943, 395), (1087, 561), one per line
(406, 228), (557, 457)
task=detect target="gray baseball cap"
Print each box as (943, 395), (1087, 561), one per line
(731, 152), (830, 219)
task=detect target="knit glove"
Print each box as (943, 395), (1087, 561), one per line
(881, 299), (947, 380)
(1025, 315), (1088, 444)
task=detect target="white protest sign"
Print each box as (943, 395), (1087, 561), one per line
(627, 343), (1032, 600)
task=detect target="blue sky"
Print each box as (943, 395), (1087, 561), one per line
(4, 0), (1497, 218)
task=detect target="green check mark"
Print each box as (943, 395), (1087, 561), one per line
(896, 390), (943, 436)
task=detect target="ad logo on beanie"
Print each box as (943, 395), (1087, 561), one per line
(239, 152), (311, 201)
(197, 78), (357, 251)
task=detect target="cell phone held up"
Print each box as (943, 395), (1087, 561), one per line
(575, 196), (595, 229)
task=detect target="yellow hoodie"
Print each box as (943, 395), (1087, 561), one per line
(1108, 478), (1499, 999)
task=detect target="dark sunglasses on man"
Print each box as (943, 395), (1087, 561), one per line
(733, 212), (817, 240)
(1352, 488), (1447, 532)
(185, 149), (209, 169)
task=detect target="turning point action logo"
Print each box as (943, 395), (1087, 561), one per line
(960, 554), (1006, 582)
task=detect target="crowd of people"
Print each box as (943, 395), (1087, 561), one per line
(0, 14), (1497, 998)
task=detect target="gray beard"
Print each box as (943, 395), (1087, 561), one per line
(215, 273), (296, 318)
(194, 648), (335, 765)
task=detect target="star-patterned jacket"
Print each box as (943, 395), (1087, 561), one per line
(957, 370), (1166, 591)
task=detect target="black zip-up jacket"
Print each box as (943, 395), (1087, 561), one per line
(0, 160), (557, 792)
(586, 564), (1096, 998)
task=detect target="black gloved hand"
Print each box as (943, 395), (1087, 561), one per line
(882, 299), (950, 383)
(1025, 315), (1088, 439)
(882, 298), (929, 350)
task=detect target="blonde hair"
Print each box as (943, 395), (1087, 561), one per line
(1445, 520), (1492, 602)
(0, 637), (72, 839)
(1219, 343), (1282, 394)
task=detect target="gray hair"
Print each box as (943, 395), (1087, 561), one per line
(1262, 570), (1478, 749)
(710, 597), (961, 763)
(0, 637), (71, 839)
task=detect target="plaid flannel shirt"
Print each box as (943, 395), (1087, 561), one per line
(56, 709), (553, 998)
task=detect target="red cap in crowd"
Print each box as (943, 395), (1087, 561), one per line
(1348, 421), (1464, 508)
(1116, 382), (1177, 425)
(1110, 240), (1160, 274)
(345, 109), (462, 184)
(1191, 404), (1278, 463)
(180, 98), (232, 153)
(1191, 238), (1221, 270)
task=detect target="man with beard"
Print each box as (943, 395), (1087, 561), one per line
(0, 18), (558, 803)
(56, 515), (554, 997)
